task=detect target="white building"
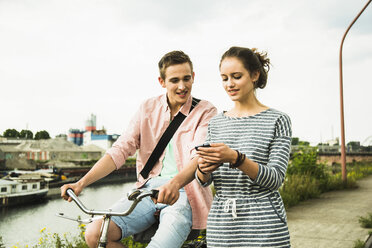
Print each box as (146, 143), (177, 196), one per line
(83, 131), (119, 151)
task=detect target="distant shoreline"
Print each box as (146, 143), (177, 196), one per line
(46, 165), (137, 198)
(47, 175), (137, 198)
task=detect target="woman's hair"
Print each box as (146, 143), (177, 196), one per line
(158, 50), (193, 80)
(220, 46), (271, 89)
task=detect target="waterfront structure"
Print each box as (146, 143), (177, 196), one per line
(68, 129), (84, 146)
(85, 113), (97, 131)
(0, 138), (104, 170)
(0, 174), (49, 207)
(68, 113), (97, 146)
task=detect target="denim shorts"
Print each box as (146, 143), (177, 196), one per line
(111, 177), (192, 247)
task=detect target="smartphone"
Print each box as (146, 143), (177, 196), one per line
(195, 143), (211, 151)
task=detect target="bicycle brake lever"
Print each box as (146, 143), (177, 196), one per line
(127, 189), (141, 200)
(151, 189), (159, 199)
(56, 213), (81, 222)
(56, 213), (102, 224)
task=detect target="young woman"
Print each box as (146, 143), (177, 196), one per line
(195, 46), (292, 247)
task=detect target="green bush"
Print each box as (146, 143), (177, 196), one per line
(0, 236), (5, 248)
(353, 239), (365, 248)
(287, 147), (329, 182)
(32, 226), (88, 248)
(349, 162), (372, 179)
(281, 148), (372, 208)
(359, 212), (372, 228)
(121, 236), (148, 247)
(280, 174), (321, 209)
(321, 173), (347, 191)
(326, 161), (372, 191)
(29, 225), (147, 248)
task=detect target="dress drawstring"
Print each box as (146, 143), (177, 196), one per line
(223, 199), (237, 219)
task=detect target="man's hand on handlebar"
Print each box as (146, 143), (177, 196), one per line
(155, 180), (180, 205)
(61, 182), (83, 202)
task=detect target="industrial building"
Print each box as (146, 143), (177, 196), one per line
(0, 137), (104, 170)
(68, 114), (119, 150)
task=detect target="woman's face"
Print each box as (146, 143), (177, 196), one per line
(220, 57), (258, 102)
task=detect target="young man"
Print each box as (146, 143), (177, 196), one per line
(61, 50), (217, 248)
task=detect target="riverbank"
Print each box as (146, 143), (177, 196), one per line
(46, 166), (137, 198)
(287, 174), (372, 247)
(0, 182), (135, 247)
(46, 175), (137, 198)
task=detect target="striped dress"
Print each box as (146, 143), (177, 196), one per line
(202, 109), (292, 247)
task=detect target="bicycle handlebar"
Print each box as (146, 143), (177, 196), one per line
(66, 188), (159, 216)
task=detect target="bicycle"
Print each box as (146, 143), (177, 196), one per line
(57, 188), (206, 248)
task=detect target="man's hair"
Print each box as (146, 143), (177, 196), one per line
(158, 51), (193, 80)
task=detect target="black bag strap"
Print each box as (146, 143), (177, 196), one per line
(140, 97), (201, 179)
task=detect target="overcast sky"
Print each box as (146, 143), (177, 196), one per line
(0, 0), (371, 145)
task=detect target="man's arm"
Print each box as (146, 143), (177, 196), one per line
(157, 101), (217, 205)
(61, 154), (116, 201)
(156, 157), (198, 205)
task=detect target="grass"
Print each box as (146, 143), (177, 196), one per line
(280, 174), (321, 208)
(352, 212), (372, 248)
(353, 239), (365, 248)
(280, 161), (372, 209)
(121, 236), (148, 248)
(359, 212), (372, 229)
(32, 225), (88, 248)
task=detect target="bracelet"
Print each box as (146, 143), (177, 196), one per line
(229, 150), (246, 169)
(197, 164), (207, 175)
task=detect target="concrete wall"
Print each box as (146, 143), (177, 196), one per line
(318, 153), (372, 165)
(5, 157), (36, 170)
(49, 151), (102, 161)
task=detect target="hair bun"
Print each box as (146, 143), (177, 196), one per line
(252, 48), (270, 73)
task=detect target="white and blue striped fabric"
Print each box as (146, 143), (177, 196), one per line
(202, 109), (292, 247)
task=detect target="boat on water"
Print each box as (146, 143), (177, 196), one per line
(0, 173), (49, 207)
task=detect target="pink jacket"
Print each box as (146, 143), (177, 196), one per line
(106, 94), (217, 229)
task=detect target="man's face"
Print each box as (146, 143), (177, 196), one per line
(159, 62), (194, 110)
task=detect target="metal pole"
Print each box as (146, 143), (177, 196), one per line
(339, 0), (371, 184)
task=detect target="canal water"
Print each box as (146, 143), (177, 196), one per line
(0, 181), (135, 247)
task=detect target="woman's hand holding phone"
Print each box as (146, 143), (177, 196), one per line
(195, 143), (211, 151)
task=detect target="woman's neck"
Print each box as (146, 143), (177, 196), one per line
(228, 97), (268, 117)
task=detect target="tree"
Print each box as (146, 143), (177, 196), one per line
(34, 130), (50, 140)
(347, 141), (360, 152)
(19, 129), (34, 139)
(287, 147), (328, 180)
(3, 129), (20, 138)
(298, 140), (310, 146)
(291, 137), (299, 146)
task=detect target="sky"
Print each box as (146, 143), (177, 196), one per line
(0, 0), (371, 146)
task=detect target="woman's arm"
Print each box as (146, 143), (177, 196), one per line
(196, 143), (259, 179)
(197, 114), (292, 190)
